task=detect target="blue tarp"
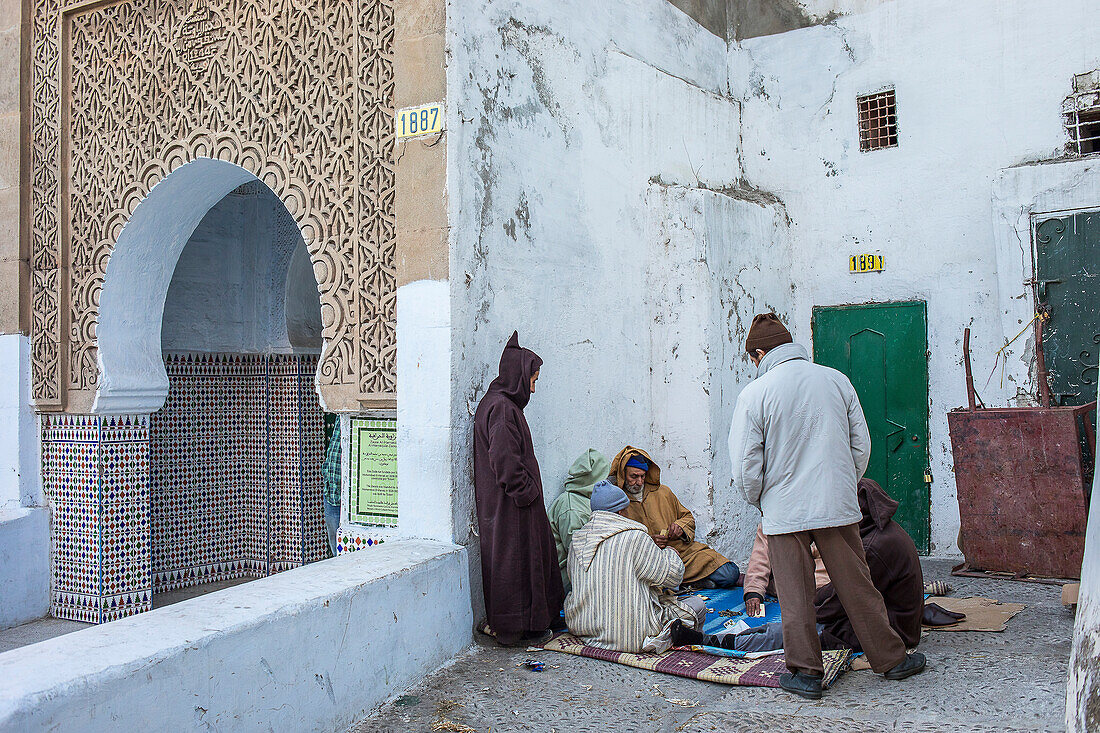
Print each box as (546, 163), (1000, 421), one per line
(680, 587), (784, 658)
(695, 587), (782, 635)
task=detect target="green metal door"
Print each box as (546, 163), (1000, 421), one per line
(1035, 212), (1100, 407)
(812, 302), (930, 553)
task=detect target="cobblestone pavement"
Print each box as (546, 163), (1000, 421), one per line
(355, 560), (1073, 733)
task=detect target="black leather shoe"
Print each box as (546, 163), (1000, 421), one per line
(884, 652), (926, 680)
(670, 619), (721, 648)
(523, 629), (554, 646)
(670, 619), (687, 647)
(779, 671), (823, 700)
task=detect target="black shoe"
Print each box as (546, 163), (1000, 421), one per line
(523, 629), (554, 646)
(670, 619), (688, 647)
(670, 619), (715, 648)
(779, 671), (823, 700)
(884, 652), (926, 680)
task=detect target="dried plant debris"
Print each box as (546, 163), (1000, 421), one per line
(435, 700), (464, 716)
(430, 720), (476, 733)
(430, 702), (475, 733)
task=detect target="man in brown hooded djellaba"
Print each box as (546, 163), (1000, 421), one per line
(473, 332), (564, 646)
(608, 446), (740, 588)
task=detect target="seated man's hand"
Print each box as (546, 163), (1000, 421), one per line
(651, 533), (669, 548)
(667, 523), (685, 541)
(744, 595), (762, 618)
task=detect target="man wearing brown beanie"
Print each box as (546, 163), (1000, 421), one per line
(727, 313), (926, 699)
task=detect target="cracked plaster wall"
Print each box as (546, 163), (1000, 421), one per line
(729, 0), (1100, 555)
(447, 0), (766, 584)
(647, 185), (792, 560)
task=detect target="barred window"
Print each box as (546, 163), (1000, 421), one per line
(857, 89), (898, 152)
(1064, 71), (1100, 157)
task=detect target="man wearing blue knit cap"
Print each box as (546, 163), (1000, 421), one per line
(564, 480), (706, 653)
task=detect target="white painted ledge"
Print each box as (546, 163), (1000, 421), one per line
(0, 507), (50, 630)
(0, 540), (473, 732)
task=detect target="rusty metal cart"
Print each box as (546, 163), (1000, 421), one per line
(948, 324), (1095, 579)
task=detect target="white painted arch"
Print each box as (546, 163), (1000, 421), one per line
(96, 158), (319, 414)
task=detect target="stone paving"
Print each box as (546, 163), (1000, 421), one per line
(356, 560), (1073, 733)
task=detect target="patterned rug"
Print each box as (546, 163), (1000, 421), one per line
(540, 632), (851, 688)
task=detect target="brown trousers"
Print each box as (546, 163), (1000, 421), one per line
(767, 523), (907, 675)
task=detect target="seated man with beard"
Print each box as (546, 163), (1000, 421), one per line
(608, 446), (740, 589)
(671, 478), (924, 656)
(565, 481), (706, 653)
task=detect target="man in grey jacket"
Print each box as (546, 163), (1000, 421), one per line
(728, 313), (925, 699)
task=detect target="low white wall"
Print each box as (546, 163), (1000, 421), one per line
(0, 540), (473, 732)
(0, 333), (49, 630)
(0, 334), (41, 509)
(0, 507), (49, 630)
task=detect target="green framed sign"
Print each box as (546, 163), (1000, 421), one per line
(349, 417), (398, 527)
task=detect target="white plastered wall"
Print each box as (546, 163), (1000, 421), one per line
(0, 336), (39, 509)
(161, 182), (317, 355)
(396, 279), (453, 543)
(1069, 379), (1100, 731)
(0, 336), (48, 629)
(729, 0), (1100, 554)
(647, 185), (793, 560)
(446, 0), (761, 576)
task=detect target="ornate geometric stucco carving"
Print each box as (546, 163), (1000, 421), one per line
(29, 0), (396, 410)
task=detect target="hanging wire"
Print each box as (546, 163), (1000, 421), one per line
(985, 311), (1048, 390)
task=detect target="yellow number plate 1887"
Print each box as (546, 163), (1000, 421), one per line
(849, 254), (884, 273)
(397, 103), (444, 140)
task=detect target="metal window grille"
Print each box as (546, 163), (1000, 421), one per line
(857, 89), (898, 152)
(1064, 71), (1100, 157)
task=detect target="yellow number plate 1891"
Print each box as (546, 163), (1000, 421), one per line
(849, 254), (884, 273)
(397, 103), (444, 140)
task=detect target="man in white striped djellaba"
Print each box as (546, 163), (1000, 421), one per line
(565, 482), (706, 653)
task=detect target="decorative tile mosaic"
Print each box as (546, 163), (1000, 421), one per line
(150, 353), (326, 594)
(337, 531), (388, 555)
(43, 354), (325, 623)
(42, 413), (152, 624)
(51, 591), (102, 623)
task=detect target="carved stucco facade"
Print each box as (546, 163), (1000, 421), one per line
(28, 0), (397, 413)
